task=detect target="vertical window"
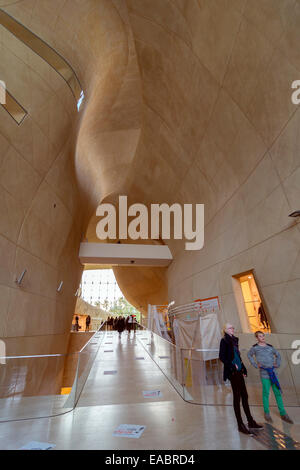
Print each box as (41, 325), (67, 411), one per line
(233, 271), (271, 333)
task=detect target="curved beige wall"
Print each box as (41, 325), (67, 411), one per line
(1, 0), (300, 363)
(123, 0), (300, 337)
(0, 7), (81, 356)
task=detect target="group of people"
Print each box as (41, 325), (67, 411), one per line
(106, 315), (138, 338)
(219, 324), (293, 435)
(74, 315), (91, 332)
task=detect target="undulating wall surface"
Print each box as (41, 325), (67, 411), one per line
(123, 0), (300, 345)
(0, 5), (81, 359)
(1, 0), (300, 367)
(0, 0), (164, 366)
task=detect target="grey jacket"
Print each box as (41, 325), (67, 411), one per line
(247, 343), (281, 379)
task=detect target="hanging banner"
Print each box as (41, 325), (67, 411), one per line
(152, 305), (171, 341)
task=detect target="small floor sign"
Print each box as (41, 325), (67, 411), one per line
(113, 424), (146, 439)
(143, 390), (162, 398)
(19, 441), (56, 450)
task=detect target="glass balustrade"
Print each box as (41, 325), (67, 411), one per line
(136, 327), (300, 408)
(1, 323), (298, 422)
(0, 323), (106, 422)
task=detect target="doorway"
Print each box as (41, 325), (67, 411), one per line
(233, 271), (271, 333)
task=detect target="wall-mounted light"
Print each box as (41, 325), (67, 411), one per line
(289, 210), (300, 218)
(57, 281), (63, 293)
(75, 288), (81, 297)
(15, 269), (27, 286)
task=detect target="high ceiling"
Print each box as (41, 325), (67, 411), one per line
(1, 0), (300, 352)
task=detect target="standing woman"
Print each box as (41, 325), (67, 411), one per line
(219, 323), (263, 435)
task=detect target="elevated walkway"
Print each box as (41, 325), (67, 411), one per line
(0, 330), (299, 450)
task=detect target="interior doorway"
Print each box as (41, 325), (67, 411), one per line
(233, 271), (271, 333)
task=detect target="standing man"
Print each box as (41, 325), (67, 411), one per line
(219, 324), (263, 435)
(127, 315), (133, 335)
(248, 331), (293, 424)
(131, 315), (137, 335)
(85, 315), (91, 332)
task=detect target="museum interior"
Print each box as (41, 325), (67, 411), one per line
(0, 0), (300, 450)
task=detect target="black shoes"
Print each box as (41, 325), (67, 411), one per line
(281, 414), (294, 424)
(238, 420), (263, 435)
(238, 423), (253, 435)
(248, 420), (264, 430)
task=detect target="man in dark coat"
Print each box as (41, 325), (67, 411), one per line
(117, 316), (125, 338)
(219, 323), (263, 435)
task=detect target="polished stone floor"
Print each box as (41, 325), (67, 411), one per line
(0, 331), (299, 450)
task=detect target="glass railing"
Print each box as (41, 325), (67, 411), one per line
(0, 323), (106, 422)
(136, 326), (185, 398)
(0, 9), (84, 108)
(180, 348), (300, 407)
(136, 327), (300, 408)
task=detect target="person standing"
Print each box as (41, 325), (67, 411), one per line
(132, 315), (137, 334)
(74, 315), (80, 332)
(258, 303), (269, 330)
(247, 331), (293, 424)
(219, 323), (263, 435)
(125, 315), (131, 335)
(85, 315), (91, 332)
(128, 314), (133, 335)
(117, 316), (125, 339)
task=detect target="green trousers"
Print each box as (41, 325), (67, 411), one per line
(261, 377), (286, 416)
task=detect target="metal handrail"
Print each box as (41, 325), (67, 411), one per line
(168, 300), (220, 317)
(0, 323), (105, 360)
(79, 322), (105, 353)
